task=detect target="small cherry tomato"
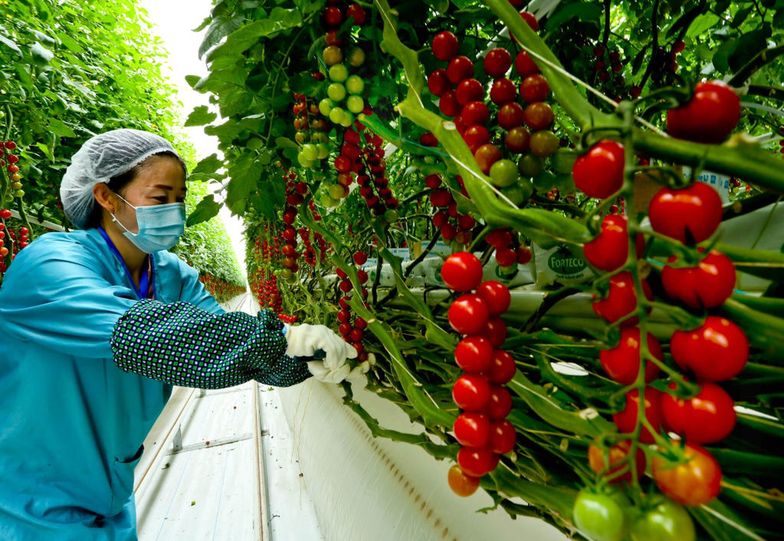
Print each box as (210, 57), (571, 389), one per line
(448, 294), (490, 335)
(670, 316), (748, 381)
(447, 464), (481, 497)
(572, 140), (625, 199)
(452, 373), (491, 411)
(648, 183), (722, 244)
(600, 327), (662, 385)
(661, 382), (736, 444)
(652, 444), (722, 506)
(613, 388), (663, 444)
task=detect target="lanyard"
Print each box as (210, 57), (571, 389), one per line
(97, 227), (154, 299)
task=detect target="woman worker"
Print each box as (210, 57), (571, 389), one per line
(0, 129), (357, 540)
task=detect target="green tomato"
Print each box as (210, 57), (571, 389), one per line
(319, 191), (339, 208)
(345, 74), (365, 95)
(316, 143), (330, 160)
(297, 152), (314, 168)
(329, 106), (347, 125)
(573, 489), (629, 541)
(501, 178), (533, 205)
(318, 98), (334, 116)
(630, 500), (695, 541)
(348, 46), (365, 67)
(489, 159), (519, 188)
(328, 183), (348, 200)
(328, 63), (349, 83)
(518, 153), (544, 177)
(339, 111), (354, 128)
(300, 144), (318, 162)
(346, 95), (364, 114)
(327, 82), (347, 102)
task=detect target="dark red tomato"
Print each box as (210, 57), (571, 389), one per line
(346, 3), (366, 25)
(517, 246), (532, 264)
(463, 125), (491, 152)
(489, 420), (516, 454)
(454, 336), (494, 373)
(486, 385), (512, 419)
(519, 10), (539, 30)
(666, 81), (740, 144)
(453, 412), (491, 448)
(613, 387), (663, 443)
(452, 373), (491, 411)
(587, 440), (646, 483)
(662, 382), (736, 444)
(504, 126), (531, 154)
(486, 228), (513, 248)
(592, 272), (652, 326)
(462, 101), (490, 126)
(583, 214), (645, 272)
(670, 316), (748, 381)
(432, 31), (459, 61)
(476, 281), (511, 315)
(514, 50), (539, 77)
(323, 6), (343, 27)
(483, 316), (508, 347)
(447, 55), (475, 84)
(474, 143), (503, 174)
(448, 294), (490, 335)
(488, 349), (516, 384)
(652, 444), (722, 506)
(420, 132), (438, 147)
(648, 183), (722, 244)
(494, 247), (517, 267)
(456, 78), (484, 106)
(428, 69), (450, 97)
(572, 140), (625, 199)
(529, 130), (559, 157)
(523, 102), (554, 130)
(441, 251), (483, 291)
(490, 77), (517, 105)
(439, 90), (460, 117)
(497, 102), (524, 129)
(661, 251), (735, 309)
(484, 47), (512, 77)
(447, 464), (480, 497)
(519, 74), (549, 103)
(600, 327), (662, 385)
(457, 446), (499, 477)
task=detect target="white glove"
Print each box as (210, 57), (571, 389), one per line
(285, 323), (357, 372)
(307, 353), (374, 385)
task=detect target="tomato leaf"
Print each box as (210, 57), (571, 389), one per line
(184, 105), (217, 127)
(186, 194), (222, 227)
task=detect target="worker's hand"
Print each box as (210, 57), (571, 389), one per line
(307, 353), (373, 385)
(285, 323), (357, 372)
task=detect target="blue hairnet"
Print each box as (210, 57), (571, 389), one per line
(60, 129), (183, 229)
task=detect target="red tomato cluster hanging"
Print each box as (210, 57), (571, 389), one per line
(440, 252), (517, 496)
(1, 140), (24, 199)
(345, 123), (400, 216)
(485, 227), (532, 268)
(425, 173), (475, 244)
(336, 253), (370, 363)
(281, 172), (309, 274)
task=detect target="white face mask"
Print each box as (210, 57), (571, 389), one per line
(111, 193), (185, 253)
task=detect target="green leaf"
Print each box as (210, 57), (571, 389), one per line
(274, 136), (298, 150)
(192, 154), (223, 175)
(35, 142), (55, 162)
(48, 118), (76, 137)
(712, 39), (738, 73)
(0, 34), (22, 55)
(207, 8), (302, 61)
(185, 74), (202, 88)
(185, 105), (217, 127)
(728, 27), (772, 72)
(30, 42), (54, 63)
(545, 2), (603, 31)
(186, 194), (222, 226)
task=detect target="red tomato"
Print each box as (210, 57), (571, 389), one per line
(462, 101), (489, 126)
(453, 412), (491, 448)
(572, 140), (625, 199)
(661, 251), (735, 309)
(666, 81), (740, 144)
(346, 3), (366, 25)
(582, 214), (645, 272)
(483, 316), (507, 347)
(587, 440), (646, 483)
(613, 388), (663, 443)
(457, 446), (499, 477)
(439, 90), (460, 117)
(483, 48), (512, 77)
(600, 327), (662, 385)
(447, 464), (480, 496)
(670, 316), (748, 381)
(476, 281), (511, 315)
(489, 420), (516, 454)
(447, 55), (475, 84)
(427, 69), (450, 97)
(486, 228), (513, 248)
(454, 336), (494, 373)
(661, 382), (736, 444)
(529, 130), (559, 157)
(519, 10), (539, 31)
(448, 294), (489, 335)
(488, 349), (516, 384)
(486, 385), (512, 419)
(490, 77), (517, 105)
(652, 444), (722, 506)
(497, 102), (524, 129)
(514, 50), (539, 77)
(441, 251), (483, 291)
(504, 126), (531, 154)
(432, 31), (459, 61)
(474, 144), (503, 174)
(323, 6), (343, 27)
(648, 183), (722, 244)
(456, 78), (484, 106)
(592, 272), (652, 326)
(520, 74), (549, 103)
(463, 125), (491, 152)
(523, 102), (554, 131)
(453, 374), (491, 411)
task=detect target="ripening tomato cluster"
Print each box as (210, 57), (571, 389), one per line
(439, 252), (517, 497)
(281, 173), (310, 274)
(425, 173), (475, 245)
(335, 250), (371, 363)
(485, 227), (532, 269)
(252, 267), (283, 313)
(293, 93), (331, 169)
(198, 273), (246, 303)
(298, 226), (328, 267)
(1, 140), (24, 200)
(426, 14), (560, 205)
